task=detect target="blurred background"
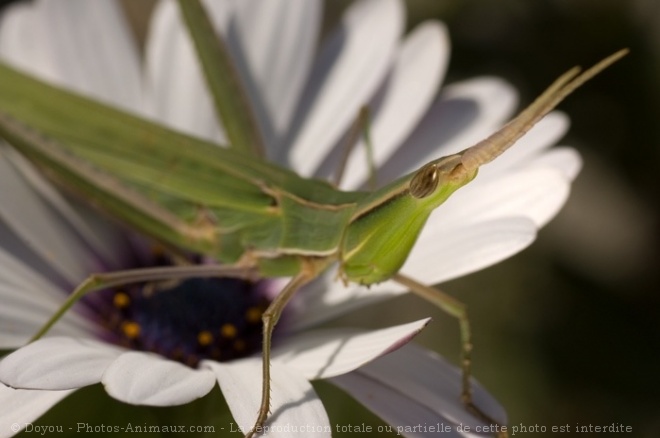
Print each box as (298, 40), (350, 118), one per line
(3, 0), (658, 436)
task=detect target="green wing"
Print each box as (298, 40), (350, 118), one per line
(0, 63), (360, 265)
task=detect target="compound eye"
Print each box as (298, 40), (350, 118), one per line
(409, 163), (439, 199)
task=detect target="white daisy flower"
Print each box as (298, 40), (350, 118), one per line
(0, 0), (581, 436)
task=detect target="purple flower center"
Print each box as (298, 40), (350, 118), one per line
(94, 264), (270, 367)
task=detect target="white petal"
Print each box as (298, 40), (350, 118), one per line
(0, 240), (67, 300)
(0, 266), (94, 347)
(434, 167), (571, 228)
(147, 0), (322, 148)
(332, 21), (450, 189)
(528, 146), (582, 181)
(0, 0), (142, 112)
(285, 0), (404, 173)
(102, 351), (215, 406)
(285, 266), (382, 331)
(334, 373), (468, 438)
(0, 152), (97, 284)
(232, 0), (322, 154)
(398, 216), (537, 284)
(0, 1), (53, 79)
(0, 212), (40, 274)
(2, 147), (130, 271)
(0, 245), (97, 344)
(376, 77), (517, 184)
(274, 318), (429, 379)
(0, 383), (74, 438)
(0, 337), (122, 390)
(332, 343), (506, 435)
(0, 238), (95, 349)
(204, 359), (330, 437)
(285, 266), (402, 332)
(145, 0), (230, 142)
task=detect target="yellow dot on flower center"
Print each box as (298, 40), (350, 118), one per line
(121, 321), (141, 339)
(220, 323), (237, 339)
(113, 292), (130, 308)
(245, 306), (263, 324)
(197, 330), (214, 346)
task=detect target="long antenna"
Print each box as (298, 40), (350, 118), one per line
(460, 49), (628, 172)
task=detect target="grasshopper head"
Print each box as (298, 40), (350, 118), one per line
(339, 49), (629, 286)
(409, 154), (478, 200)
(340, 154), (478, 285)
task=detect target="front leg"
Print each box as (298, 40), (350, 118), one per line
(246, 260), (321, 438)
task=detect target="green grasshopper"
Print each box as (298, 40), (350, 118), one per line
(0, 1), (626, 435)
